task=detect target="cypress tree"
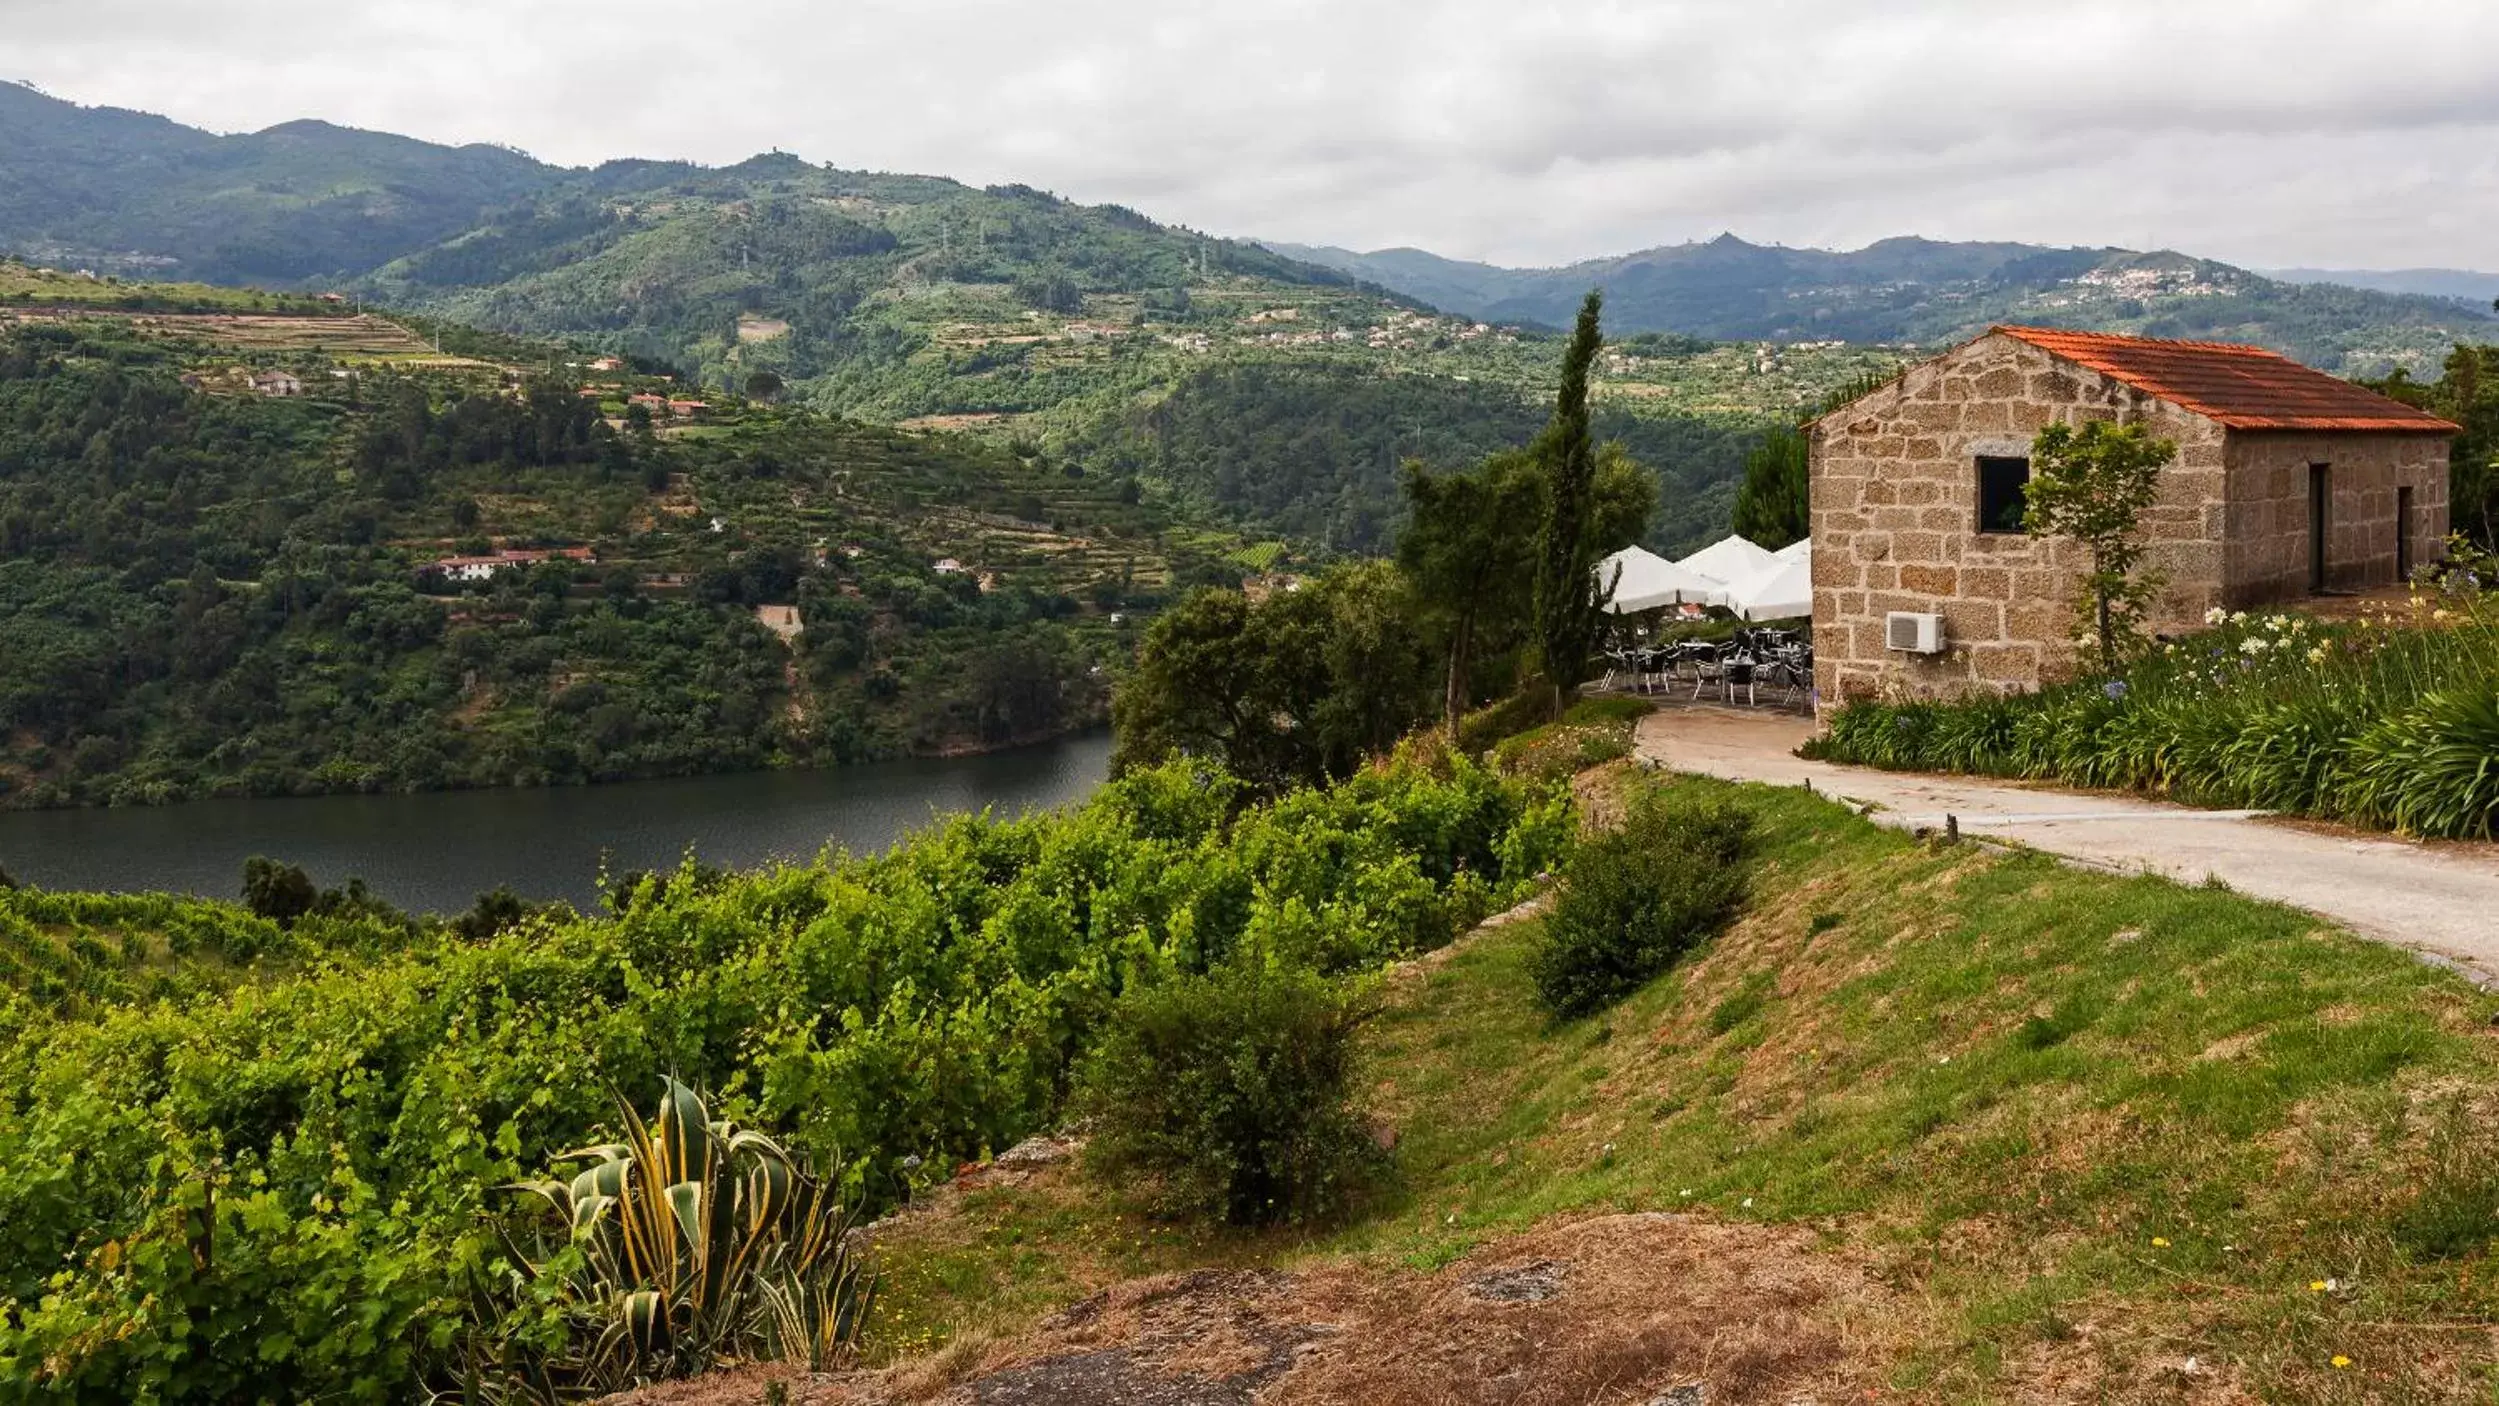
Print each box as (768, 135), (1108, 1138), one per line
(1531, 290), (1607, 707)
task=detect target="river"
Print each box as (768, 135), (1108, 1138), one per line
(0, 733), (1113, 914)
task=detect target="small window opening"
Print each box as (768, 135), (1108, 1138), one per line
(1976, 456), (2030, 535)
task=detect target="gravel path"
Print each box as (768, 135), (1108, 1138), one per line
(1636, 707), (2499, 987)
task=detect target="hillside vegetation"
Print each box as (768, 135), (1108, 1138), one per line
(858, 771), (2499, 1401)
(0, 756), (1568, 1401)
(0, 310), (1252, 809)
(354, 176), (1888, 557)
(1062, 357), (1771, 555)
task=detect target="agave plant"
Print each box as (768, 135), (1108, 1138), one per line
(455, 1078), (874, 1403)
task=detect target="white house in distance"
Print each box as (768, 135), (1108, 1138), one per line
(423, 547), (597, 584)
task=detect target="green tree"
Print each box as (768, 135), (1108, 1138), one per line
(1305, 561), (1438, 766)
(240, 855), (317, 926)
(2375, 345), (2498, 548)
(743, 369), (786, 402)
(1591, 442), (1659, 562)
(1398, 450), (1540, 728)
(1530, 291), (1608, 706)
(2023, 419), (2176, 671)
(1110, 565), (1433, 793)
(1728, 426), (1809, 550)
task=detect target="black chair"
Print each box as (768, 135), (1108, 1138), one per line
(1686, 642), (1725, 701)
(1713, 655), (1759, 706)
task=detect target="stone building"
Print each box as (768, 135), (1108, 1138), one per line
(1808, 326), (2458, 705)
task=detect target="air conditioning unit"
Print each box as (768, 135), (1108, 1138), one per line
(1886, 611), (1945, 655)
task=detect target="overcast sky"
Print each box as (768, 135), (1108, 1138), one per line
(13, 0), (2498, 270)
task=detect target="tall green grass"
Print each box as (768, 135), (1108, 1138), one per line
(1806, 595), (2499, 838)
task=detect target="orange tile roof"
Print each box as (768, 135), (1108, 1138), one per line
(1994, 326), (2461, 433)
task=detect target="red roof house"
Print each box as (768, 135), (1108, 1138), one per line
(1807, 326), (2458, 704)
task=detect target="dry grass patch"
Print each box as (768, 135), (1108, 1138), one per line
(691, 1213), (1913, 1405)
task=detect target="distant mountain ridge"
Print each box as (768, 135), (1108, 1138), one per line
(0, 80), (548, 283)
(1265, 234), (2495, 374)
(6, 81), (2491, 378)
(2261, 266), (2499, 306)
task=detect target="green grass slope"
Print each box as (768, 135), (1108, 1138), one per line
(874, 772), (2499, 1399)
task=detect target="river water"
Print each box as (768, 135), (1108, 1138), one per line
(0, 733), (1113, 915)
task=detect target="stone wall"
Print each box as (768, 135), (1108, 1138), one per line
(1807, 332), (2229, 706)
(2223, 432), (2451, 602)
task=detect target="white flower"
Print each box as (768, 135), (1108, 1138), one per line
(2230, 611), (2248, 625)
(2240, 637), (2269, 655)
(2204, 606), (2227, 626)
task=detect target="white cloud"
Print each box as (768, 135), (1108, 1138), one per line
(10, 0), (2497, 269)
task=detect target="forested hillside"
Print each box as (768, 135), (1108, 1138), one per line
(0, 81), (545, 284)
(1274, 234), (2498, 374)
(0, 307), (1252, 809)
(1065, 360), (1763, 555)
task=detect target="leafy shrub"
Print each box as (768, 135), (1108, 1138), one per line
(1078, 957), (1383, 1225)
(241, 854), (319, 924)
(451, 885), (559, 941)
(1529, 793), (1756, 1018)
(458, 1079), (872, 1401)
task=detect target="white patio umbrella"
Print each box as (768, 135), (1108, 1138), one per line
(1771, 536), (1811, 563)
(1675, 534), (1778, 587)
(1728, 553), (1814, 622)
(1596, 545), (1725, 613)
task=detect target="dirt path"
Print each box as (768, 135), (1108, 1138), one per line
(1636, 707), (2499, 986)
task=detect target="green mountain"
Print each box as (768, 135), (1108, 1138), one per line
(0, 86), (1889, 656)
(1267, 234), (2498, 374)
(348, 168), (1896, 555)
(0, 81), (547, 284)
